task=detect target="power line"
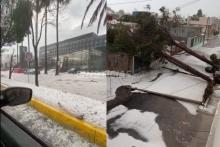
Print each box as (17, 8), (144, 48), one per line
(108, 0), (151, 6)
(176, 0), (201, 9)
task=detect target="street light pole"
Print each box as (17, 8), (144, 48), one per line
(17, 43), (18, 64)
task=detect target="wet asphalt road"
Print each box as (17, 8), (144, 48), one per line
(108, 92), (213, 147)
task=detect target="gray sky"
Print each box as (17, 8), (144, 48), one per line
(3, 0), (219, 55)
(3, 0), (106, 55)
(108, 0), (220, 18)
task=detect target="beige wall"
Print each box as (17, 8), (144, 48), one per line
(187, 16), (220, 37)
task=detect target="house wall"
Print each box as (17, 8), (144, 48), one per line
(187, 16), (220, 38)
(170, 26), (202, 38)
(107, 53), (133, 73)
(169, 25), (204, 49)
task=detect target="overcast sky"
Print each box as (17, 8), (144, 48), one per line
(3, 0), (219, 55)
(108, 0), (220, 18)
(3, 0), (106, 55)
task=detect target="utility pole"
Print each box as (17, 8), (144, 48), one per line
(17, 43), (19, 64)
(28, 33), (30, 52)
(207, 17), (210, 40)
(27, 33), (31, 83)
(55, 0), (59, 76)
(203, 17), (210, 46)
(44, 6), (48, 74)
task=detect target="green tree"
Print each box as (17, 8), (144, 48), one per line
(108, 12), (168, 67)
(1, 0), (31, 49)
(13, 0), (32, 43)
(113, 24), (136, 55)
(1, 0), (32, 79)
(145, 4), (151, 12)
(197, 9), (203, 17)
(159, 6), (169, 28)
(1, 0), (16, 49)
(134, 12), (167, 66)
(191, 9), (204, 20)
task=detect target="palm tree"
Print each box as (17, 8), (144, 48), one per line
(145, 4), (151, 12)
(81, 0), (107, 34)
(43, 0), (51, 74)
(55, 0), (70, 75)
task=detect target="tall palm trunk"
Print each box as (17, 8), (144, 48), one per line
(34, 45), (39, 86)
(17, 42), (18, 64)
(9, 50), (15, 79)
(55, 0), (59, 75)
(34, 0), (39, 86)
(44, 6), (48, 74)
(28, 32), (30, 69)
(28, 33), (30, 52)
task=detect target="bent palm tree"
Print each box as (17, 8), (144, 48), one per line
(81, 0), (107, 34)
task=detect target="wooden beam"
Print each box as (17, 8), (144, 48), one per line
(162, 52), (213, 83)
(131, 87), (202, 105)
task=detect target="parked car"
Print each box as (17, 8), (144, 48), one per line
(14, 68), (25, 73)
(24, 69), (40, 74)
(67, 67), (80, 74)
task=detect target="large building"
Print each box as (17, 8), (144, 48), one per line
(187, 16), (220, 39)
(169, 25), (204, 48)
(39, 33), (106, 71)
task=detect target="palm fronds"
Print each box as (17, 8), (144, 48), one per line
(81, 0), (95, 29)
(96, 1), (106, 34)
(81, 0), (106, 34)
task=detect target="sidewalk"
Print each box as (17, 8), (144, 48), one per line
(206, 96), (220, 147)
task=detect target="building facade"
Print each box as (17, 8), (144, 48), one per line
(169, 25), (204, 49)
(187, 16), (220, 39)
(39, 33), (106, 71)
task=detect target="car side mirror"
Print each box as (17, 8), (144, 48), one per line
(0, 87), (32, 107)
